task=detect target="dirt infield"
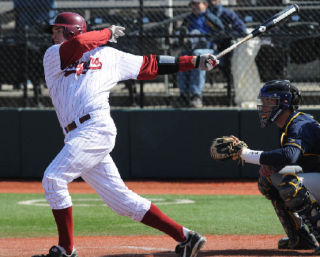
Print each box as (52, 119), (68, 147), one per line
(0, 181), (313, 257)
(0, 180), (261, 195)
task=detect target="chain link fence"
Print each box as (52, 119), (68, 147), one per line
(0, 0), (319, 108)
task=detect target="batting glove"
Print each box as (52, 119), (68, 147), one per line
(196, 54), (219, 71)
(109, 25), (126, 43)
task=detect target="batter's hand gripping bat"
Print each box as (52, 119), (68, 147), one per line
(215, 4), (300, 60)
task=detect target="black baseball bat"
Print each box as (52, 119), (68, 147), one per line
(216, 4), (300, 59)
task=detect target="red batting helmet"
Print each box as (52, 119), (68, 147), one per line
(45, 12), (87, 40)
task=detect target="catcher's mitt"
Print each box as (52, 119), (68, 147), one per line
(210, 135), (248, 161)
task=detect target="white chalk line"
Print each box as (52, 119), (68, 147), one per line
(18, 198), (195, 207)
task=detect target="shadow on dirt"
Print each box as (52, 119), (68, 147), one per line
(101, 248), (315, 256)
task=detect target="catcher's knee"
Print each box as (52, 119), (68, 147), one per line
(278, 173), (312, 211)
(258, 176), (279, 200)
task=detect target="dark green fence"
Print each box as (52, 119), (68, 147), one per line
(1, 108), (318, 180)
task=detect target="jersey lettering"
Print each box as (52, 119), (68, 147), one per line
(64, 57), (102, 77)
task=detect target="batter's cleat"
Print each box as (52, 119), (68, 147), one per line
(31, 246), (78, 257)
(175, 231), (206, 257)
(278, 228), (319, 250)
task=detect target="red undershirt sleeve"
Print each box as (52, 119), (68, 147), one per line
(137, 55), (195, 80)
(59, 28), (112, 70)
(137, 55), (158, 80)
(178, 56), (195, 72)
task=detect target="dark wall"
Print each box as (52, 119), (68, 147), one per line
(0, 108), (318, 180)
(20, 110), (64, 178)
(129, 109), (240, 179)
(0, 109), (20, 178)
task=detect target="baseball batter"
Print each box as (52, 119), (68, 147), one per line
(32, 12), (217, 257)
(211, 80), (320, 253)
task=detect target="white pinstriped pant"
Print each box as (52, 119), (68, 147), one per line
(42, 110), (151, 222)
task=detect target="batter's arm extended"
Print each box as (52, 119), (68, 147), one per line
(137, 54), (218, 80)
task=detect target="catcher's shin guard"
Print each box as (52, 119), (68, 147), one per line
(258, 176), (279, 200)
(279, 173), (320, 245)
(278, 224), (318, 249)
(258, 176), (318, 249)
(273, 199), (318, 249)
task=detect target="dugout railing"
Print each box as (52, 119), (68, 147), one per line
(0, 1), (319, 108)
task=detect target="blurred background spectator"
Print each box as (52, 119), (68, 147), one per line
(208, 0), (246, 38)
(207, 0), (247, 105)
(173, 0), (224, 108)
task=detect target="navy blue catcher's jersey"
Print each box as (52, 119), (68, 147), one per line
(280, 112), (320, 172)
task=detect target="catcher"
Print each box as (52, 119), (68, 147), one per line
(211, 80), (320, 253)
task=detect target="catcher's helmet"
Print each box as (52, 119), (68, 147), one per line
(257, 80), (301, 128)
(45, 12), (87, 40)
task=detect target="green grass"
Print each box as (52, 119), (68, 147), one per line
(0, 193), (284, 238)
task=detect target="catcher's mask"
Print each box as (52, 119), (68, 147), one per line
(44, 12), (87, 40)
(257, 80), (301, 128)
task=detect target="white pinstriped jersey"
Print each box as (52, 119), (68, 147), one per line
(43, 44), (143, 129)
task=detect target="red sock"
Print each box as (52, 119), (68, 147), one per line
(141, 203), (186, 242)
(52, 207), (73, 255)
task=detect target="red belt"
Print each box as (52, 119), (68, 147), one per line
(65, 114), (91, 133)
